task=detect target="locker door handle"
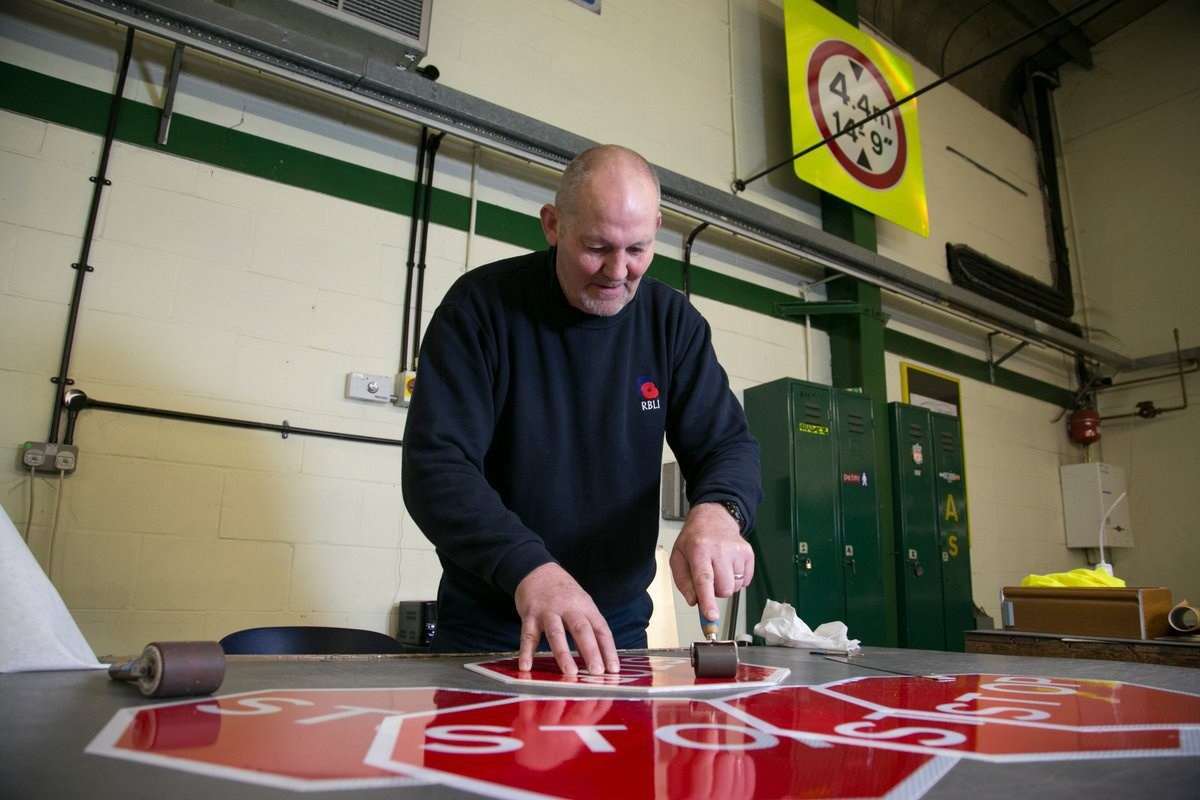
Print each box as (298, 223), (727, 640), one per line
(845, 555), (856, 575)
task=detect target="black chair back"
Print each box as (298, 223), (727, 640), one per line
(219, 626), (407, 655)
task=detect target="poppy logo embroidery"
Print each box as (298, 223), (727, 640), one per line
(637, 376), (661, 411)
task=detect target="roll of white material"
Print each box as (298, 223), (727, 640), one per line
(0, 504), (104, 672)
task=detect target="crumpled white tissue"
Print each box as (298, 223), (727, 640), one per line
(0, 503), (104, 673)
(753, 599), (862, 654)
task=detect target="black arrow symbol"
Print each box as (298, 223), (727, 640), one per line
(850, 61), (864, 81)
(857, 150), (872, 170)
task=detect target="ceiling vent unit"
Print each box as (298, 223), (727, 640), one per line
(291, 0), (431, 66)
(124, 0), (432, 72)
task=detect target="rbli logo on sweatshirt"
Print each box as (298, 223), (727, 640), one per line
(637, 376), (661, 411)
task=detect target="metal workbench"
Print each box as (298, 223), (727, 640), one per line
(1, 646), (1197, 798)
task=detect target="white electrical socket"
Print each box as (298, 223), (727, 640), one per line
(345, 372), (395, 403)
(20, 442), (78, 474)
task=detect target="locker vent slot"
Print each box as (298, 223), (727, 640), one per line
(845, 413), (866, 434)
(803, 403), (825, 424)
(908, 424), (924, 436)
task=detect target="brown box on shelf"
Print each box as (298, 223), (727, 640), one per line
(1000, 586), (1173, 640)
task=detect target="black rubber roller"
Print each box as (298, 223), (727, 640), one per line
(691, 640), (739, 678)
(108, 641), (226, 698)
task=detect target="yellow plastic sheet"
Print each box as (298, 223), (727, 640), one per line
(1021, 568), (1126, 588)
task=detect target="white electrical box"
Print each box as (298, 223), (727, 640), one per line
(1061, 463), (1133, 549)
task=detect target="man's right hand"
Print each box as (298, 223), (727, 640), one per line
(514, 563), (620, 676)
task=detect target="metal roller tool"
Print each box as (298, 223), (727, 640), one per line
(691, 612), (739, 678)
(108, 641), (226, 698)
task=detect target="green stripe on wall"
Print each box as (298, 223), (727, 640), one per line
(0, 61), (470, 230)
(0, 59), (1073, 407)
(886, 329), (1074, 406)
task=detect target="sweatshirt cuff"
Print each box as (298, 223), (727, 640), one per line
(492, 540), (557, 596)
(690, 493), (752, 535)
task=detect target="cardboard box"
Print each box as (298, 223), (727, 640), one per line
(1000, 586), (1173, 640)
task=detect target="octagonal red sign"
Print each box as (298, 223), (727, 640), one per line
(719, 675), (1200, 763)
(86, 687), (515, 791)
(465, 654), (789, 693)
(816, 673), (1200, 730)
(364, 694), (950, 799)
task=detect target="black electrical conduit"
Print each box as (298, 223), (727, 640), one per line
(46, 26), (407, 451)
(681, 222), (710, 300)
(411, 131), (446, 364)
(399, 126), (429, 374)
(1030, 69), (1074, 314)
(62, 390), (402, 448)
(731, 0), (1110, 193)
(46, 26), (135, 445)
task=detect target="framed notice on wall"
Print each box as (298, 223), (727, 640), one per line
(901, 362), (961, 417)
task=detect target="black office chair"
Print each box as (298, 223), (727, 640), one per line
(219, 626), (409, 655)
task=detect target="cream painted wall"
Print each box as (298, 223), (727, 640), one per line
(1093, 374), (1199, 606)
(1057, 0), (1199, 358)
(1055, 0), (1200, 604)
(1, 0), (1077, 655)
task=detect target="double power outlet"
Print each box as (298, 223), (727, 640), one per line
(20, 441), (79, 474)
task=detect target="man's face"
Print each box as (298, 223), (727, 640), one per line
(540, 162), (661, 317)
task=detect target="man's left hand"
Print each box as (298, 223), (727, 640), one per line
(669, 502), (754, 623)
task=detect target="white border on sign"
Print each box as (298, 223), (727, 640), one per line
(707, 678), (1200, 764)
(813, 672), (1200, 733)
(85, 686), (519, 793)
(463, 656), (790, 694)
(363, 694), (961, 800)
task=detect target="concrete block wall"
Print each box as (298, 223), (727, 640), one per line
(1, 0), (1080, 655)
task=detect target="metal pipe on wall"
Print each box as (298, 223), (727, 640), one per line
(681, 222), (709, 301)
(62, 390), (402, 448)
(48, 0), (1133, 370)
(399, 126), (429, 374)
(46, 26), (136, 444)
(411, 131), (446, 365)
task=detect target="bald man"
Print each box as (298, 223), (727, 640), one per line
(402, 145), (761, 675)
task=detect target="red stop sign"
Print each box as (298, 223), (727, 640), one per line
(720, 679), (1200, 763)
(817, 674), (1200, 730)
(87, 688), (517, 791)
(364, 695), (946, 799)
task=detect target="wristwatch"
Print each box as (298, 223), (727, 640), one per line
(719, 500), (746, 533)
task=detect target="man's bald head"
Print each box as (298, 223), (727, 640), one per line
(555, 145), (661, 224)
(539, 144), (662, 316)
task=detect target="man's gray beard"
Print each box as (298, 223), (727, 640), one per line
(577, 290), (629, 317)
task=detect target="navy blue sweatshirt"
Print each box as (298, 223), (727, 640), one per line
(401, 248), (761, 650)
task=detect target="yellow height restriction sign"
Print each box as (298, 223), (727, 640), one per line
(783, 0), (929, 236)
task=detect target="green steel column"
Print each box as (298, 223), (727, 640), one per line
(818, 0), (898, 647)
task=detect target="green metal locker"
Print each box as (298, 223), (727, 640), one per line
(931, 411), (974, 652)
(888, 403), (946, 650)
(745, 379), (886, 643)
(833, 391), (887, 645)
(745, 379), (842, 634)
